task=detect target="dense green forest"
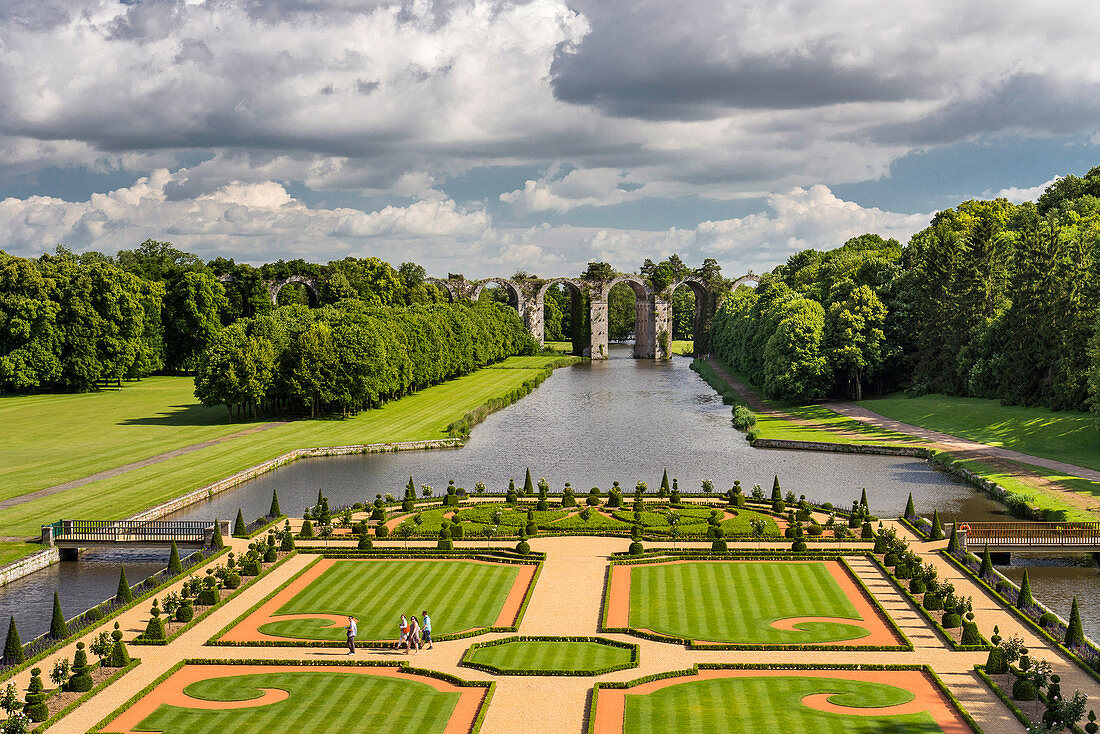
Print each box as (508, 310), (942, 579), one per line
(0, 242), (534, 417)
(711, 165), (1100, 417)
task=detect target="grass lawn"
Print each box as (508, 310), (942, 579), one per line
(259, 560), (521, 641)
(462, 638), (634, 674)
(119, 671), (460, 734)
(628, 561), (867, 644)
(671, 340), (693, 356)
(0, 356), (571, 540)
(859, 394), (1100, 471)
(609, 507), (780, 537)
(622, 675), (940, 733)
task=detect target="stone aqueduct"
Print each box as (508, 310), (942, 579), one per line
(220, 272), (761, 360)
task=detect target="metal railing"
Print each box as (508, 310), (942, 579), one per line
(52, 520), (211, 544)
(962, 522), (1100, 547)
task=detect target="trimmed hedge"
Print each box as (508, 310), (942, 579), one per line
(29, 658), (140, 734)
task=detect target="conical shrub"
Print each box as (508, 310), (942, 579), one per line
(234, 509), (247, 536)
(168, 540), (183, 575)
(1066, 597), (1086, 647)
(115, 567), (133, 604)
(928, 509), (945, 541)
(979, 545), (993, 578)
(50, 592), (68, 640)
(107, 623), (130, 667)
(211, 518), (225, 549)
(3, 615), (24, 665)
(269, 489), (281, 517)
(523, 468), (534, 494)
(904, 492), (915, 519)
(1017, 569), (1034, 609)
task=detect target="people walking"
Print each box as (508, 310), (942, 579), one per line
(397, 613), (408, 650)
(345, 615), (357, 655)
(408, 615), (422, 654)
(421, 610), (433, 649)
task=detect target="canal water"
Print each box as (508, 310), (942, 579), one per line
(0, 345), (1058, 640)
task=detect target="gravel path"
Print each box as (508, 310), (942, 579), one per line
(10, 531), (1085, 733)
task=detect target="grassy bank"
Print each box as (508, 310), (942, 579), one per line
(690, 359), (922, 447)
(857, 395), (1100, 472)
(0, 355), (576, 560)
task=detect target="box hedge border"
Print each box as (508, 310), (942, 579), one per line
(460, 635), (639, 676)
(586, 663), (982, 734)
(868, 553), (991, 651)
(598, 552), (911, 651)
(131, 550), (298, 646)
(0, 546), (227, 683)
(88, 658), (494, 734)
(941, 549), (1100, 684)
(974, 664), (1087, 734)
(29, 658), (140, 734)
(206, 551), (543, 648)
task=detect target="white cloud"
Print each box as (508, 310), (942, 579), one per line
(995, 176), (1059, 204)
(500, 168), (646, 212)
(0, 176), (929, 280)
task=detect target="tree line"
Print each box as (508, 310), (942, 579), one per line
(711, 164), (1100, 414)
(195, 300), (535, 419)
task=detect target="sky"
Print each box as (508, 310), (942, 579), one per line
(1, 0), (1099, 279)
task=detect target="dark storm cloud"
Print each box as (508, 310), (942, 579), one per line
(550, 2), (937, 120)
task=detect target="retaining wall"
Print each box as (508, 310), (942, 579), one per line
(0, 547), (59, 587)
(751, 438), (933, 458)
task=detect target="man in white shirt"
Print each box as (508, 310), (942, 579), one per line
(421, 610), (433, 649)
(346, 615), (357, 654)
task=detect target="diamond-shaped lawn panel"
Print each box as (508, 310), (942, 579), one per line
(604, 559), (905, 649)
(462, 636), (639, 676)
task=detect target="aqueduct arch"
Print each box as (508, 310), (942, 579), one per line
(268, 275), (320, 306)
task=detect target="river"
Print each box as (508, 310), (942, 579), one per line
(0, 345), (1069, 640)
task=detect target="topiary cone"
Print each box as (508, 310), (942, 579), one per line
(1017, 568), (1034, 609)
(859, 488), (869, 513)
(233, 509), (247, 536)
(108, 623), (130, 667)
(269, 489), (281, 517)
(946, 524), (958, 553)
(211, 518), (225, 549)
(524, 468), (534, 494)
(904, 492), (915, 519)
(1066, 597), (1086, 647)
(50, 591), (68, 640)
(929, 509), (945, 541)
(979, 545), (993, 578)
(115, 566), (133, 604)
(661, 469), (670, 493)
(3, 615), (24, 665)
(168, 540), (183, 575)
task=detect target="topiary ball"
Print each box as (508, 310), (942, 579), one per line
(791, 540), (808, 552)
(1012, 677), (1037, 701)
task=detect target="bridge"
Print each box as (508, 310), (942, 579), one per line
(217, 271), (760, 360)
(425, 273), (761, 360)
(41, 519), (230, 556)
(958, 522), (1100, 556)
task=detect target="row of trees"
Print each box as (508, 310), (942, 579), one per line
(0, 242), (454, 392)
(194, 300), (535, 419)
(711, 165), (1100, 408)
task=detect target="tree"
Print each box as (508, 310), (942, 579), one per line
(3, 616), (23, 665)
(269, 489), (282, 518)
(1066, 597), (1086, 648)
(115, 567), (133, 604)
(50, 592), (68, 639)
(163, 270), (229, 372)
(0, 254), (61, 390)
(168, 540), (183, 575)
(234, 509), (247, 536)
(1017, 568), (1035, 609)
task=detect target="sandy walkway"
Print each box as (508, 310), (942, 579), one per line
(13, 533), (1077, 734)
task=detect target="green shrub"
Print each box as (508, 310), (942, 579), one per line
(107, 623), (131, 667)
(928, 509), (945, 541)
(922, 594), (943, 611)
(299, 519), (315, 539)
(197, 586), (219, 606)
(1017, 569), (1035, 609)
(375, 523), (390, 539)
(629, 541), (644, 556)
(960, 621), (981, 645)
(941, 612), (962, 628)
(233, 509), (247, 536)
(1066, 597), (1086, 647)
(263, 546), (277, 563)
(883, 553), (897, 567)
(49, 591), (68, 640)
(357, 533), (374, 550)
(115, 567), (133, 605)
(1012, 677), (1037, 701)
(223, 571), (241, 589)
(3, 615), (24, 666)
(451, 523), (465, 540)
(23, 668), (48, 721)
(861, 522), (874, 540)
(241, 558), (261, 576)
(143, 600), (167, 641)
(1039, 611), (1059, 628)
(985, 646), (1007, 673)
(791, 540), (807, 552)
(805, 524), (823, 536)
(168, 540), (183, 575)
(516, 536), (531, 555)
(772, 500), (785, 514)
(711, 539), (728, 552)
(732, 405), (757, 429)
(909, 578), (926, 594)
(175, 602), (194, 623)
(67, 643), (93, 692)
(211, 518), (225, 549)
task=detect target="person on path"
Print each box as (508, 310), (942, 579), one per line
(407, 615), (421, 654)
(396, 614), (408, 650)
(421, 610), (433, 649)
(345, 616), (357, 655)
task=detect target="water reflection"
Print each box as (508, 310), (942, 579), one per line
(999, 556), (1100, 641)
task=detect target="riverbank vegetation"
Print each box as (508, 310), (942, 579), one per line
(710, 165), (1100, 417)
